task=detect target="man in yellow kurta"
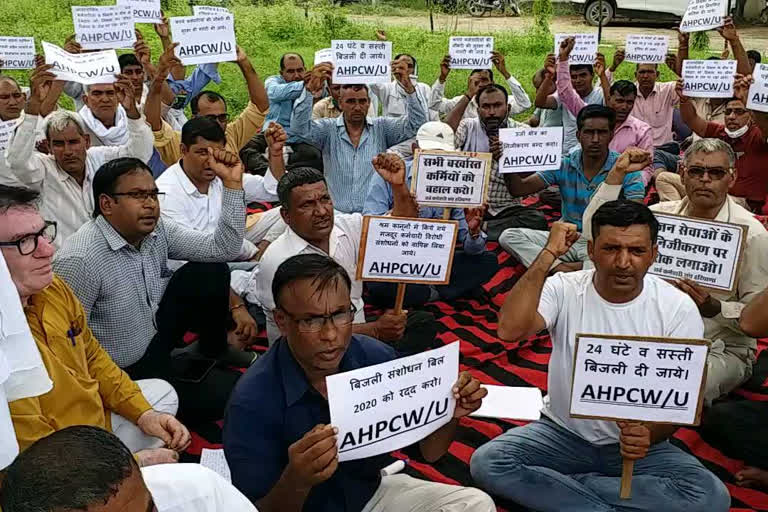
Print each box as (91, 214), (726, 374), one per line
(0, 185), (191, 467)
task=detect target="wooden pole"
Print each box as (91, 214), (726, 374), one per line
(620, 458), (634, 499)
(428, 0), (435, 33)
(394, 283), (407, 314)
(442, 208), (452, 220)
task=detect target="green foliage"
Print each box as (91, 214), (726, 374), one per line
(691, 31), (710, 51)
(532, 0), (553, 35)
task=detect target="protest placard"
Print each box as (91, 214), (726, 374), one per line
(117, 0), (162, 24)
(43, 41), (119, 85)
(747, 63), (768, 113)
(679, 0), (727, 32)
(72, 5), (136, 51)
(498, 126), (563, 174)
(410, 149), (491, 208)
(331, 40), (392, 84)
(357, 216), (458, 285)
(554, 34), (598, 65)
(448, 36), (493, 70)
(470, 386), (543, 421)
(192, 5), (231, 16)
(0, 120), (17, 152)
(170, 13), (236, 65)
(327, 342), (460, 462)
(624, 35), (669, 64)
(314, 48), (334, 66)
(649, 213), (747, 293)
(0, 37), (35, 70)
(682, 59), (737, 98)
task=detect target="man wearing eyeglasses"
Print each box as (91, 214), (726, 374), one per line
(224, 253), (495, 512)
(583, 137), (768, 404)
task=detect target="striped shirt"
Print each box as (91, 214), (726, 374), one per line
(536, 149), (644, 231)
(290, 87), (427, 213)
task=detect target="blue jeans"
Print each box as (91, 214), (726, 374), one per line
(469, 418), (730, 512)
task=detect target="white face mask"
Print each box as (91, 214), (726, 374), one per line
(725, 124), (749, 139)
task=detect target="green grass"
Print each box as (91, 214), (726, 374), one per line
(0, 0), (709, 119)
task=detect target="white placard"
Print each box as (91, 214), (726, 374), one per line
(117, 0), (162, 24)
(199, 448), (231, 482)
(0, 120), (17, 152)
(357, 216), (458, 284)
(625, 35), (669, 64)
(192, 5), (231, 16)
(170, 13), (236, 65)
(554, 33), (598, 65)
(331, 40), (392, 85)
(0, 37), (35, 70)
(448, 36), (493, 70)
(314, 48), (334, 66)
(327, 342), (460, 462)
(42, 41), (119, 85)
(499, 127), (563, 174)
(72, 5), (136, 51)
(650, 213), (746, 293)
(747, 63), (768, 113)
(470, 386), (542, 421)
(682, 59), (737, 98)
(412, 150), (492, 208)
(679, 0), (727, 32)
(570, 334), (709, 425)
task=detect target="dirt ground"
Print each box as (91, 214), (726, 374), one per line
(351, 13), (768, 51)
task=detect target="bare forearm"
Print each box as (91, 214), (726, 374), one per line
(503, 173), (545, 197)
(257, 473), (310, 512)
(268, 149), (286, 182)
(740, 287), (768, 337)
(534, 77), (555, 108)
(444, 95), (470, 132)
(730, 39), (751, 76)
(240, 60), (269, 111)
(352, 322), (378, 338)
(144, 80), (164, 131)
(419, 418), (457, 462)
(498, 250), (554, 340)
(392, 183), (419, 217)
(680, 100), (706, 136)
(676, 45), (688, 76)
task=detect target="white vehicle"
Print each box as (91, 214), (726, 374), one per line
(571, 0), (689, 26)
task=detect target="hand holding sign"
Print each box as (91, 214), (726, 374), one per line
(26, 63), (57, 116)
(452, 371), (487, 418)
(558, 37), (576, 63)
(545, 222), (580, 258)
(392, 56), (415, 94)
(154, 13), (170, 38)
(618, 421), (651, 460)
(733, 73), (751, 104)
(672, 278), (720, 318)
(285, 425), (339, 488)
(715, 16), (739, 42)
(207, 148), (244, 189)
(374, 310), (407, 341)
(155, 43), (181, 82)
(306, 62), (333, 96)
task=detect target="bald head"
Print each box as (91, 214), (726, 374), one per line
(280, 53), (306, 82)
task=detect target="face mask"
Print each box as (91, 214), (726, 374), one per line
(725, 124), (749, 139)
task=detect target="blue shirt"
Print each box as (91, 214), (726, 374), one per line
(290, 88), (427, 213)
(264, 75), (306, 133)
(223, 335), (399, 511)
(167, 63), (221, 108)
(363, 160), (487, 255)
(536, 149), (644, 230)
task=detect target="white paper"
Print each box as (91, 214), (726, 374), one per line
(117, 0), (162, 24)
(331, 40), (392, 85)
(554, 33), (598, 65)
(358, 216), (458, 284)
(448, 36), (493, 70)
(170, 13), (236, 65)
(0, 120), (17, 152)
(199, 448), (231, 483)
(314, 48), (334, 66)
(72, 5), (136, 51)
(625, 35), (669, 64)
(570, 335), (708, 425)
(682, 59), (737, 99)
(470, 386), (543, 421)
(192, 5), (231, 16)
(0, 37), (35, 70)
(42, 41), (119, 85)
(650, 213), (746, 292)
(327, 342), (460, 462)
(412, 150), (491, 208)
(747, 63), (768, 113)
(679, 0), (727, 32)
(499, 126), (563, 174)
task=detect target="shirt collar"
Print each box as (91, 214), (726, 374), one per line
(94, 215), (155, 251)
(173, 161), (201, 197)
(567, 149), (619, 176)
(678, 196), (733, 223)
(283, 223), (344, 258)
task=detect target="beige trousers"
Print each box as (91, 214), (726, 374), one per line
(361, 474), (496, 512)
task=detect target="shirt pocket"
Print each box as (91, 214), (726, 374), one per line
(49, 333), (89, 377)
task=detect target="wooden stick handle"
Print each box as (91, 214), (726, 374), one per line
(620, 458), (634, 499)
(394, 283), (407, 315)
(442, 208), (451, 220)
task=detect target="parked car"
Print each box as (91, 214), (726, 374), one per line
(570, 0), (688, 25)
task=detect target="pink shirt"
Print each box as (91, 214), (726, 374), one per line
(630, 81), (678, 147)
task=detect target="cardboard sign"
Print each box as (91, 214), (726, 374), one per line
(0, 37), (35, 70)
(747, 63), (768, 113)
(499, 127), (563, 174)
(314, 48), (334, 66)
(42, 41), (119, 85)
(192, 5), (231, 16)
(117, 0), (162, 24)
(448, 36), (493, 70)
(327, 342), (459, 462)
(679, 0), (727, 32)
(0, 119), (17, 152)
(682, 59), (737, 98)
(331, 40), (392, 85)
(650, 213), (747, 293)
(72, 5), (136, 50)
(357, 216), (458, 285)
(170, 13), (236, 65)
(570, 334), (709, 425)
(411, 149), (492, 208)
(625, 35), (669, 64)
(554, 33), (598, 65)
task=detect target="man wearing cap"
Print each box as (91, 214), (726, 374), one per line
(363, 122), (499, 307)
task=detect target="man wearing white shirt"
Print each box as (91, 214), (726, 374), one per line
(470, 201), (730, 512)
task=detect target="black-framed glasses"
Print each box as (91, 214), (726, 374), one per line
(279, 305), (358, 333)
(724, 108), (747, 116)
(0, 221), (57, 255)
(685, 166), (732, 181)
(203, 113), (230, 124)
(110, 191), (165, 202)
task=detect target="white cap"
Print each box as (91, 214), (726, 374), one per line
(416, 121), (455, 151)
